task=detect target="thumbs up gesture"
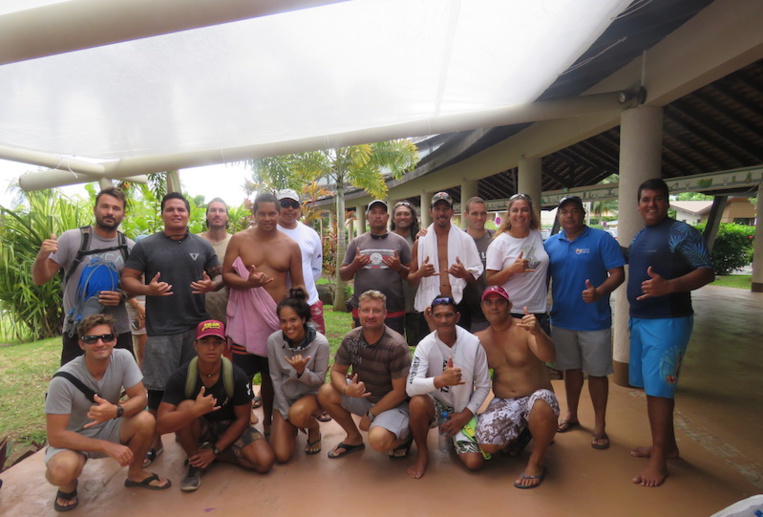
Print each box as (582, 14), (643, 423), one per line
(438, 356), (465, 387)
(581, 278), (601, 303)
(382, 249), (403, 272)
(39, 233), (58, 256)
(517, 306), (539, 334)
(637, 266), (671, 300)
(345, 373), (371, 398)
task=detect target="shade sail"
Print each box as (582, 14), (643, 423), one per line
(0, 0), (630, 185)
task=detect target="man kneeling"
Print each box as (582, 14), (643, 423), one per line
(475, 286), (559, 489)
(45, 314), (171, 512)
(406, 295), (491, 479)
(157, 320), (274, 492)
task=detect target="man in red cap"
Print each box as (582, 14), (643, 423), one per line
(475, 286), (558, 489)
(157, 320), (274, 492)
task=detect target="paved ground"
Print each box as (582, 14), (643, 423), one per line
(1, 285), (760, 516)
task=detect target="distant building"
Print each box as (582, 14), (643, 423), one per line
(671, 197), (756, 226)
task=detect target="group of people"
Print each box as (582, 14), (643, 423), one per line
(35, 177), (713, 511)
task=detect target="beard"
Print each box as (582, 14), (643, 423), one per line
(95, 215), (120, 231)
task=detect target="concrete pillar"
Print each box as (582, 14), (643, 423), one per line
(460, 179), (479, 229)
(613, 106), (663, 387)
(98, 177), (113, 190)
(166, 170), (181, 193)
(518, 157), (542, 222)
(420, 191), (432, 228)
(752, 183), (763, 292)
(354, 206), (365, 236)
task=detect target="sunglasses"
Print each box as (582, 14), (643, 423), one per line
(431, 296), (456, 307)
(279, 200), (300, 209)
(81, 333), (116, 345)
(509, 193), (531, 201)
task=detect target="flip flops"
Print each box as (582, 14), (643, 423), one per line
(305, 433), (322, 455)
(316, 412), (332, 422)
(388, 438), (413, 459)
(591, 433), (610, 450)
(514, 467), (547, 489)
(53, 481), (78, 512)
(327, 442), (365, 459)
(142, 446), (164, 468)
(124, 473), (172, 490)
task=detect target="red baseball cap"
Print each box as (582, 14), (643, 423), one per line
(481, 285), (511, 302)
(196, 319), (226, 340)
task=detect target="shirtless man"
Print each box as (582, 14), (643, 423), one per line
(409, 192), (482, 333)
(223, 192), (305, 435)
(475, 285), (559, 489)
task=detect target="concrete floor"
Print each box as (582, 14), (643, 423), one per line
(1, 285), (761, 516)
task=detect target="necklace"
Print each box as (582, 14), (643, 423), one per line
(200, 368), (220, 378)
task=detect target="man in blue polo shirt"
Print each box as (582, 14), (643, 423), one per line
(545, 196), (624, 451)
(627, 178), (714, 487)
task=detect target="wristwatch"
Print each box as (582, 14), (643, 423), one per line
(211, 444), (221, 456)
(114, 405), (124, 419)
(366, 411), (376, 423)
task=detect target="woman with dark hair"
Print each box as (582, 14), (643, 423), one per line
(391, 200), (422, 347)
(267, 288), (329, 463)
(485, 193), (550, 332)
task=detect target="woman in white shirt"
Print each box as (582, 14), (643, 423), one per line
(485, 194), (550, 332)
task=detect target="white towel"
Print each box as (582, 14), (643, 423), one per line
(414, 223), (483, 311)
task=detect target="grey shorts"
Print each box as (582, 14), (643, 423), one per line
(142, 329), (197, 391)
(45, 418), (123, 464)
(551, 326), (613, 376)
(340, 396), (410, 440)
(476, 389), (559, 446)
(201, 420), (264, 458)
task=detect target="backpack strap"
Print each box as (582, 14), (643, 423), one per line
(64, 226), (92, 284)
(53, 371), (97, 403)
(184, 356), (235, 400)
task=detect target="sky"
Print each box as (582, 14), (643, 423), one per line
(0, 159), (253, 208)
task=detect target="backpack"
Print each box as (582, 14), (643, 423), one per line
(52, 371), (97, 403)
(184, 356), (235, 400)
(64, 226), (130, 337)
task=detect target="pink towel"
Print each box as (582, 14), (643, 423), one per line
(225, 256), (279, 356)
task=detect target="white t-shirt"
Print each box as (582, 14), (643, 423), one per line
(278, 222), (322, 305)
(485, 230), (549, 313)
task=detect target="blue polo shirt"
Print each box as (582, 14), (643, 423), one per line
(545, 226), (625, 331)
(627, 218), (712, 319)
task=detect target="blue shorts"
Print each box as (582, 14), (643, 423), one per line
(629, 316), (693, 398)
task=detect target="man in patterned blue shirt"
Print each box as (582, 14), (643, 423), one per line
(627, 178), (714, 487)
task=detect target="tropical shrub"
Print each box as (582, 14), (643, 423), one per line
(694, 222), (755, 275)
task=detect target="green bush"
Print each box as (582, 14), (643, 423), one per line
(695, 223), (755, 275)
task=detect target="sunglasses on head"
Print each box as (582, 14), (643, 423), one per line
(81, 333), (116, 345)
(510, 193), (531, 201)
(280, 199), (300, 209)
(431, 296), (456, 307)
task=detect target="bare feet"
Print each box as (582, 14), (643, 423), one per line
(630, 445), (679, 459)
(406, 449), (429, 479)
(632, 459), (668, 487)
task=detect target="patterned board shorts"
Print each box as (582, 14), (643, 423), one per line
(431, 398), (489, 458)
(475, 389), (559, 446)
(200, 419), (264, 458)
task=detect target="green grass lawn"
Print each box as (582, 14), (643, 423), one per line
(711, 274), (753, 289)
(0, 307), (353, 461)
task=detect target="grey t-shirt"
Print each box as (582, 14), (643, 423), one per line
(460, 229), (494, 324)
(343, 232), (412, 313)
(50, 228), (135, 334)
(45, 349), (142, 437)
(124, 231), (219, 335)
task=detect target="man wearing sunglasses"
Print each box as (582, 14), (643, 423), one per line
(406, 295), (490, 479)
(475, 286), (558, 489)
(45, 314), (171, 512)
(276, 189), (325, 334)
(340, 199), (412, 336)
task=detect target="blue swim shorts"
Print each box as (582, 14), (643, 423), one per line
(629, 316), (693, 398)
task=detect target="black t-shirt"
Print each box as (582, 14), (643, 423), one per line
(162, 360), (253, 422)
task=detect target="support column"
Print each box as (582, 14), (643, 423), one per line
(98, 177), (113, 190)
(420, 191), (432, 228)
(354, 206), (365, 236)
(460, 179), (479, 228)
(752, 184), (763, 292)
(518, 157), (542, 222)
(167, 170), (181, 193)
(613, 106), (663, 387)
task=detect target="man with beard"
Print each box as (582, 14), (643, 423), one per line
(199, 198), (233, 323)
(33, 187), (135, 365)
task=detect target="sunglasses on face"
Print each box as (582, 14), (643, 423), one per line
(280, 200), (300, 210)
(81, 333), (116, 345)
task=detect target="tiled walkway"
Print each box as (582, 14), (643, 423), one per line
(1, 285), (760, 516)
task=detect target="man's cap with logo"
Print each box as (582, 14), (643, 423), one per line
(196, 319), (226, 340)
(366, 199), (388, 213)
(431, 191), (454, 208)
(481, 285), (511, 302)
(558, 196), (584, 211)
(276, 189), (300, 202)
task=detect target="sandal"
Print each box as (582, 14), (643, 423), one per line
(316, 412), (332, 422)
(53, 481), (78, 512)
(388, 438), (413, 459)
(253, 395), (263, 409)
(591, 433), (610, 450)
(305, 433), (322, 455)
